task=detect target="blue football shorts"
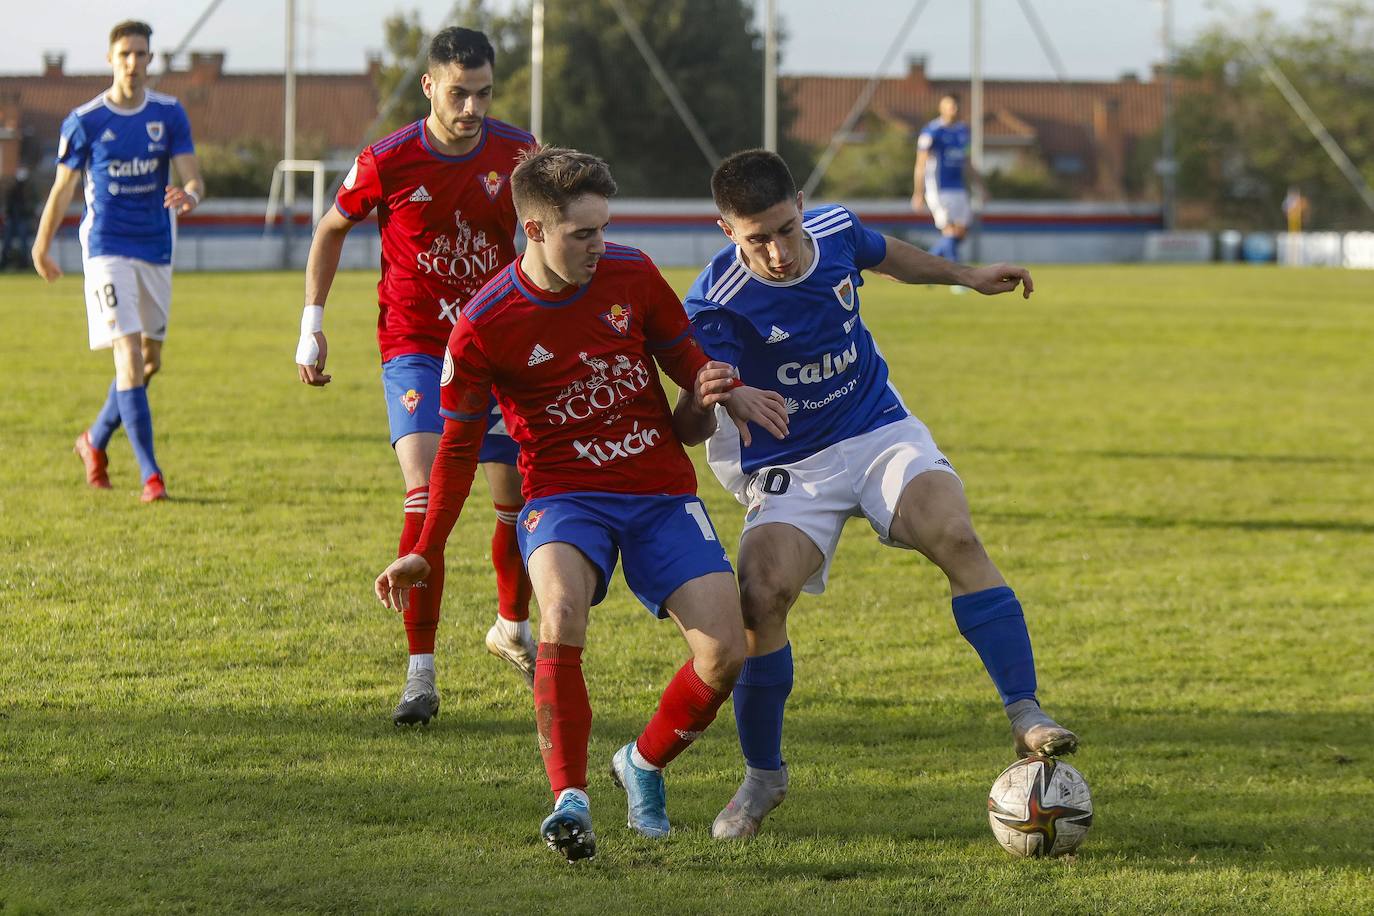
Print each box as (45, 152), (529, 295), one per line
(515, 492), (733, 618)
(381, 353), (518, 464)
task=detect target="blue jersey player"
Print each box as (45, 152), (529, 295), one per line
(32, 20), (202, 502)
(912, 93), (983, 266)
(680, 150), (1076, 840)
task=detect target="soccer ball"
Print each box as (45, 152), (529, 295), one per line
(987, 756), (1093, 858)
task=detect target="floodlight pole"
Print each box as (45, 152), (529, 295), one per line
(764, 0), (778, 151)
(1160, 0), (1177, 230)
(283, 0), (298, 268)
(531, 0), (545, 140)
(970, 0), (984, 262)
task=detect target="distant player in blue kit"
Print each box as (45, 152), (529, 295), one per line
(912, 93), (982, 266)
(681, 150), (1077, 840)
(31, 19), (203, 502)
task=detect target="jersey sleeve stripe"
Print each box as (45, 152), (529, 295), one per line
(810, 221), (854, 239)
(439, 407), (488, 422)
(372, 122), (422, 153)
(648, 328), (691, 350)
(803, 208), (850, 232)
(603, 242), (645, 258)
(714, 267), (752, 305)
(486, 120), (535, 143)
(75, 95), (105, 115)
(705, 262), (746, 300)
(462, 277), (515, 321)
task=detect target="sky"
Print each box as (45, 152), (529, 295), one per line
(4, 0), (1312, 81)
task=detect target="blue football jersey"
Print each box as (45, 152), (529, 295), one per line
(686, 206), (908, 483)
(917, 118), (969, 192)
(57, 91), (195, 263)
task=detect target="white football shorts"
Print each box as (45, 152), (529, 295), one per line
(83, 255), (172, 350)
(734, 416), (961, 595)
(925, 188), (972, 231)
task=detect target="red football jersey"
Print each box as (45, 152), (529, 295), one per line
(335, 117), (535, 361)
(439, 244), (711, 501)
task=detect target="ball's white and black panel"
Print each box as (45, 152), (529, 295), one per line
(987, 756), (1093, 858)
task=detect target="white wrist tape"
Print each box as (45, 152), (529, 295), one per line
(296, 305), (324, 365)
(185, 188), (201, 205)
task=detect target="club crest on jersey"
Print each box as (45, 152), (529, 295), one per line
(479, 170), (506, 200)
(145, 121), (164, 143)
(600, 304), (632, 335)
(400, 389), (423, 415)
(833, 275), (856, 311)
(523, 509), (545, 533)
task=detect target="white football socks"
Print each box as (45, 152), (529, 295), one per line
(408, 653), (435, 677)
(556, 787), (590, 809)
(630, 742), (660, 771)
(494, 616), (532, 643)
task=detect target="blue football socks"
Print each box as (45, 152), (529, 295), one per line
(90, 380), (122, 450)
(947, 235), (962, 263)
(733, 643), (793, 771)
(115, 386), (161, 482)
(952, 586), (1038, 707)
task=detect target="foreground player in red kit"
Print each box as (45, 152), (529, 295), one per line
(298, 28), (537, 724)
(375, 147), (789, 861)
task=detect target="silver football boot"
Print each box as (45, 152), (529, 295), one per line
(711, 764), (789, 839)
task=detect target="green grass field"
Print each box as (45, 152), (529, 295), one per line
(1, 264), (1372, 914)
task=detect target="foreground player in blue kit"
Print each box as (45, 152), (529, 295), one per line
(681, 150), (1077, 839)
(32, 19), (202, 502)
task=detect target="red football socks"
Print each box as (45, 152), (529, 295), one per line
(400, 486), (443, 654)
(534, 643), (592, 794)
(492, 503), (532, 622)
(635, 659), (730, 769)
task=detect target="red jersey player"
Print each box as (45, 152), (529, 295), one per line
(375, 147), (789, 861)
(297, 28), (536, 725)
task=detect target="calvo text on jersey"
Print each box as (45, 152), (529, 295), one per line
(106, 157), (161, 178)
(776, 341), (858, 386)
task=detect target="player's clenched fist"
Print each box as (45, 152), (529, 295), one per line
(692, 360), (738, 409)
(375, 553), (432, 610)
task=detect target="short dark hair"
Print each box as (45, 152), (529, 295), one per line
(109, 20), (153, 48)
(512, 146), (618, 223)
(711, 149), (797, 219)
(428, 27), (495, 71)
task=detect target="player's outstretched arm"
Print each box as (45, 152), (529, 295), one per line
(874, 235), (1033, 299)
(297, 206), (356, 386)
(30, 165), (81, 282)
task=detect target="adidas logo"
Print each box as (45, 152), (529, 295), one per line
(766, 325), (790, 343)
(408, 185), (432, 202)
(100, 128), (118, 142)
(527, 343), (554, 366)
